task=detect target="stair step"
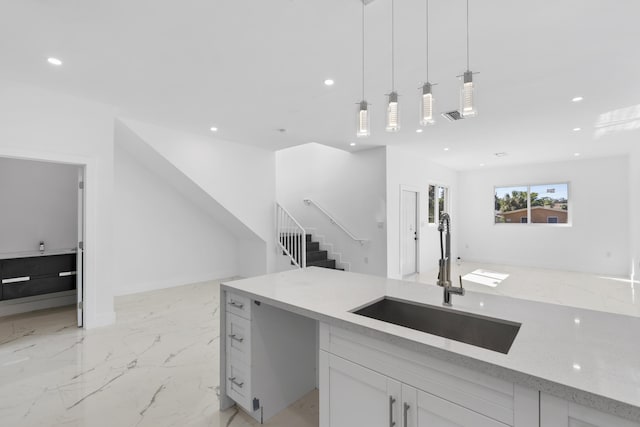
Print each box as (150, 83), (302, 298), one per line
(307, 259), (336, 269)
(306, 241), (320, 252)
(306, 250), (328, 262)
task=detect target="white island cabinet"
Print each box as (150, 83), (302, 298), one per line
(319, 323), (537, 427)
(221, 291), (317, 423)
(220, 268), (640, 427)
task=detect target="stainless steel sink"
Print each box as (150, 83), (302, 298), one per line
(352, 297), (521, 354)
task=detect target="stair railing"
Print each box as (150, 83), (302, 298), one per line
(276, 203), (306, 268)
(303, 198), (369, 246)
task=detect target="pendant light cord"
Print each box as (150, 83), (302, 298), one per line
(391, 0), (395, 91)
(362, 0), (365, 100)
(426, 0), (429, 82)
(466, 0), (470, 71)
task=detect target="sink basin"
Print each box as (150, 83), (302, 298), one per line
(352, 297), (521, 354)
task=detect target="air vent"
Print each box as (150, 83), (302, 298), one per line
(441, 110), (464, 121)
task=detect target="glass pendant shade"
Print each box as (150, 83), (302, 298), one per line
(460, 71), (477, 117)
(420, 83), (435, 125)
(357, 101), (370, 138)
(386, 92), (399, 132)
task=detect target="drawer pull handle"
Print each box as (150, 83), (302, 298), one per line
(389, 396), (396, 427)
(228, 300), (244, 309)
(2, 276), (30, 284)
(228, 333), (244, 343)
(59, 271), (77, 277)
(228, 376), (244, 388)
(403, 403), (410, 427)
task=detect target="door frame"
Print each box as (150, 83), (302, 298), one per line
(399, 185), (421, 276)
(0, 149), (93, 328)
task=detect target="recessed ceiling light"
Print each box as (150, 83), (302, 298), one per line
(443, 148), (450, 151)
(416, 129), (423, 133)
(47, 57), (63, 66)
(573, 127), (581, 132)
(324, 79), (335, 86)
(210, 126), (218, 132)
(350, 142), (356, 147)
(572, 363), (581, 371)
(572, 96), (584, 103)
(574, 152), (581, 157)
(479, 163), (485, 167)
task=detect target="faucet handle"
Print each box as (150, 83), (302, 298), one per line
(459, 275), (463, 289)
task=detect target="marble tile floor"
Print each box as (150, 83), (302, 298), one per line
(0, 281), (319, 427)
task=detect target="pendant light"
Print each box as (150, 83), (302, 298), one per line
(420, 0), (435, 126)
(356, 0), (370, 138)
(460, 0), (477, 117)
(385, 0), (399, 132)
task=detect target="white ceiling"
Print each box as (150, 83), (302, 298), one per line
(1, 0), (639, 170)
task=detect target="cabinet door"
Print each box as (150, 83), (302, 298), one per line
(541, 393), (640, 427)
(324, 353), (401, 427)
(409, 385), (507, 427)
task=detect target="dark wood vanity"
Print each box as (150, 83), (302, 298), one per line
(0, 252), (76, 301)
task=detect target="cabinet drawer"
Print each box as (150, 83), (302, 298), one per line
(0, 254), (76, 279)
(226, 312), (251, 366)
(226, 360), (253, 413)
(226, 292), (251, 319)
(2, 276), (76, 300)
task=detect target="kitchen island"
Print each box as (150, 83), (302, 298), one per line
(220, 267), (640, 426)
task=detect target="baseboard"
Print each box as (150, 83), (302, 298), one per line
(0, 291), (76, 318)
(113, 271), (236, 296)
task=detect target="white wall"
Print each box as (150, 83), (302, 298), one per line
(113, 144), (239, 295)
(276, 144), (387, 276)
(630, 148), (640, 282)
(120, 118), (277, 274)
(458, 156), (630, 276)
(385, 145), (459, 279)
(0, 79), (115, 328)
(0, 157), (78, 253)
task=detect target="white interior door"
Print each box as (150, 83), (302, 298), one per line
(76, 167), (85, 327)
(401, 190), (418, 276)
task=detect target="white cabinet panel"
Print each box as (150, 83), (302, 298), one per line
(415, 387), (508, 427)
(541, 393), (640, 427)
(325, 353), (400, 427)
(225, 291), (251, 319)
(402, 383), (507, 427)
(226, 312), (251, 366)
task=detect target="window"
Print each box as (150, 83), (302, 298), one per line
(428, 185), (435, 223)
(428, 184), (449, 225)
(494, 183), (569, 225)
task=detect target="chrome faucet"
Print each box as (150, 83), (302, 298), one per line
(437, 212), (465, 306)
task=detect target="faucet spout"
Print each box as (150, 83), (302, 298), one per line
(437, 213), (452, 288)
(436, 213), (465, 306)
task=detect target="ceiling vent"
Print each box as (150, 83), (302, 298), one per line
(441, 110), (465, 122)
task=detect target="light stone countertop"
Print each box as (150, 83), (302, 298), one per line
(415, 262), (640, 318)
(0, 248), (77, 260)
(222, 267), (640, 422)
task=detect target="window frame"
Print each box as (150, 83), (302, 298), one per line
(493, 182), (571, 227)
(428, 183), (450, 227)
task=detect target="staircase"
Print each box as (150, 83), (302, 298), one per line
(303, 234), (343, 270)
(276, 203), (344, 271)
(278, 233), (342, 270)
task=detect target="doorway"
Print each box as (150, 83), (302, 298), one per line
(0, 157), (85, 327)
(401, 189), (419, 277)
